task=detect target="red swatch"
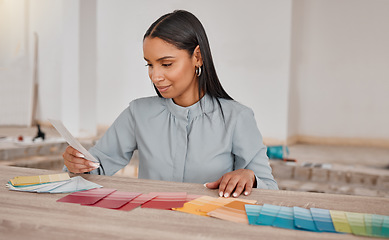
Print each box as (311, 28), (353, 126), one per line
(141, 192), (187, 210)
(86, 191), (142, 209)
(117, 193), (157, 211)
(57, 188), (116, 205)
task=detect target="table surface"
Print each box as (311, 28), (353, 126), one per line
(1, 166), (388, 240)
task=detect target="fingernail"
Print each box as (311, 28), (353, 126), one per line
(219, 192), (223, 197)
(224, 193), (229, 198)
(244, 191), (249, 196)
(232, 193), (238, 198)
(203, 183), (208, 188)
(76, 153), (85, 158)
(89, 162), (99, 168)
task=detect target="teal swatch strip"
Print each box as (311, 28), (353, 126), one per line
(293, 206), (318, 232)
(310, 208), (336, 232)
(244, 205), (262, 225)
(256, 204), (281, 226)
(273, 206), (298, 230)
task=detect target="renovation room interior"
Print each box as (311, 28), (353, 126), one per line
(0, 0), (388, 199)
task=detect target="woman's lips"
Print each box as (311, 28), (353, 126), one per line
(157, 85), (171, 93)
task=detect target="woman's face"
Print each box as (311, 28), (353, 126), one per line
(143, 37), (202, 107)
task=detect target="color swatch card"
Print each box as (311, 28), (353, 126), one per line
(372, 214), (384, 237)
(330, 210), (352, 233)
(256, 204), (281, 226)
(173, 196), (217, 216)
(118, 193), (157, 211)
(310, 208), (336, 232)
(207, 200), (255, 224)
(57, 188), (116, 205)
(141, 192), (187, 210)
(272, 206), (299, 230)
(88, 191), (141, 209)
(382, 216), (389, 238)
(245, 205), (262, 225)
(346, 212), (367, 236)
(293, 206), (318, 232)
(198, 197), (257, 215)
(10, 173), (70, 186)
(49, 119), (99, 163)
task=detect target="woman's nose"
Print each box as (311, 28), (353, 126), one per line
(150, 68), (164, 83)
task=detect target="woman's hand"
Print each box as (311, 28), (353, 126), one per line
(204, 169), (256, 198)
(62, 146), (99, 173)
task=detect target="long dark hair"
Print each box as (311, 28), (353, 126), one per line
(143, 10), (233, 112)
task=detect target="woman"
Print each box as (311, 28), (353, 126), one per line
(63, 10), (278, 198)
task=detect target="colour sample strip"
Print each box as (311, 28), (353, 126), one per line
(118, 193), (157, 211)
(310, 208), (336, 232)
(89, 192), (141, 209)
(372, 214), (384, 237)
(10, 173), (70, 186)
(330, 210), (352, 233)
(141, 192), (187, 210)
(273, 206), (298, 230)
(346, 212), (366, 236)
(245, 204), (262, 225)
(256, 204), (281, 226)
(173, 196), (217, 216)
(293, 206), (318, 232)
(207, 200), (255, 224)
(57, 188), (116, 205)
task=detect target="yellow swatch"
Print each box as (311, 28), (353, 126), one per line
(198, 197), (257, 214)
(10, 173), (70, 186)
(330, 210), (352, 233)
(173, 196), (217, 216)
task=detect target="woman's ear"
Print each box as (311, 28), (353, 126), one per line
(193, 45), (203, 67)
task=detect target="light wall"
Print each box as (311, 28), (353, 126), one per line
(0, 0), (388, 146)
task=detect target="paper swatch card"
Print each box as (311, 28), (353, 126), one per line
(346, 212), (367, 236)
(10, 172), (70, 186)
(173, 196), (217, 216)
(198, 197), (257, 215)
(57, 188), (116, 205)
(141, 192), (187, 210)
(382, 216), (389, 238)
(330, 210), (352, 233)
(293, 206), (318, 232)
(256, 204), (281, 226)
(272, 206), (299, 230)
(245, 205), (262, 225)
(372, 214), (384, 237)
(310, 208), (336, 232)
(364, 214), (373, 236)
(49, 119), (99, 163)
(89, 191), (141, 209)
(118, 193), (157, 211)
(207, 200), (255, 224)
(48, 176), (102, 193)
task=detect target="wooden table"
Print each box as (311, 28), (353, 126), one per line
(1, 166), (388, 240)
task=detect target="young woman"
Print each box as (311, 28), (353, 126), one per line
(63, 10), (278, 198)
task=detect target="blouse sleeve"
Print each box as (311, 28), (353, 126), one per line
(231, 108), (278, 190)
(88, 102), (137, 176)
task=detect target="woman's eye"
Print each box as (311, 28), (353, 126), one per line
(162, 63), (172, 67)
(145, 63), (152, 67)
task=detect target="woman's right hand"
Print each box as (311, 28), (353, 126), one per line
(62, 146), (99, 173)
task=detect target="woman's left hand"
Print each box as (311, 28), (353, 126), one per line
(204, 169), (256, 198)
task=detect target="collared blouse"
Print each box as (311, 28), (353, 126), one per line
(89, 94), (278, 190)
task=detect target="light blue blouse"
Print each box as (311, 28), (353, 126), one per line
(89, 94), (278, 190)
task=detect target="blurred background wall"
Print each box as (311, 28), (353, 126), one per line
(0, 0), (388, 146)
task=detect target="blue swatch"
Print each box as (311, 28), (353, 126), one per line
(273, 206), (298, 230)
(381, 216), (389, 238)
(310, 208), (336, 232)
(293, 206), (318, 232)
(244, 205), (262, 225)
(256, 204), (281, 226)
(372, 214), (384, 237)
